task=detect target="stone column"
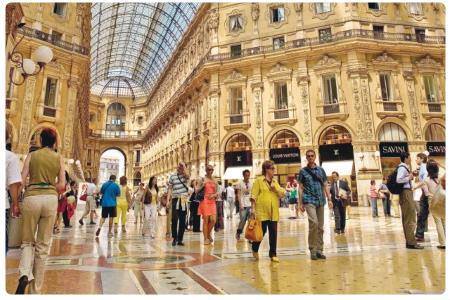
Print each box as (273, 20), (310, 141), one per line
(62, 79), (79, 157)
(18, 77), (36, 154)
(251, 82), (265, 175)
(403, 70), (422, 141)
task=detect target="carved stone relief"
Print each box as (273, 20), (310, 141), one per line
(252, 84), (264, 148)
(404, 76), (422, 139)
(18, 77), (36, 153)
(298, 79), (312, 143)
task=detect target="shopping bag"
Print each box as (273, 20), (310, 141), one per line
(8, 215), (23, 248)
(244, 218), (263, 242)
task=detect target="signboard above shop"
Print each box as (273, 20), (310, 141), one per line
(427, 142), (446, 157)
(319, 143), (354, 162)
(224, 150), (252, 168)
(269, 147), (301, 164)
(379, 142), (408, 157)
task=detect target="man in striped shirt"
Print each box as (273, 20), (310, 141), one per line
(166, 162), (190, 246)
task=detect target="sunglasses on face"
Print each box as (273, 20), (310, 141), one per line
(307, 155), (315, 158)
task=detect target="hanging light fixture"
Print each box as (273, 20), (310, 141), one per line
(8, 20), (54, 86)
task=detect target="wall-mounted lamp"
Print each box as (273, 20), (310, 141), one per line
(8, 20), (54, 86)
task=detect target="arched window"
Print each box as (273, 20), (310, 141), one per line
(320, 125), (352, 145)
(106, 102), (126, 132)
(225, 133), (252, 152)
(378, 123), (407, 141)
(425, 123), (445, 141)
(270, 129), (300, 148)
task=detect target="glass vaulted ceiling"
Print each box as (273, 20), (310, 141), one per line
(90, 2), (200, 99)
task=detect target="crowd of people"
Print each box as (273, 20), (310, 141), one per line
(5, 126), (446, 294)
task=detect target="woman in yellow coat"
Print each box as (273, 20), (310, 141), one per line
(250, 160), (285, 262)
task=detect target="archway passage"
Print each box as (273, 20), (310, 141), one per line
(223, 133), (252, 181)
(318, 125), (357, 205)
(269, 129), (301, 186)
(99, 148), (126, 185)
(378, 122), (409, 176)
(425, 123), (446, 171)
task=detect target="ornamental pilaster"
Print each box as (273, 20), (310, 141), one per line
(208, 88), (220, 152)
(403, 71), (422, 140)
(295, 66), (312, 145)
(63, 79), (79, 156)
(347, 68), (375, 141)
(18, 77), (36, 154)
(251, 82), (264, 149)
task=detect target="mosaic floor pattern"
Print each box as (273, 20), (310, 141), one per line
(5, 205), (446, 294)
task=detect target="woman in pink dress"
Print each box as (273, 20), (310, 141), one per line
(196, 164), (219, 245)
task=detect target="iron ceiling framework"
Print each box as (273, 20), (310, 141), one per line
(90, 2), (199, 99)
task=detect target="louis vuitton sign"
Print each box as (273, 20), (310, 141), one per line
(225, 150), (252, 167)
(379, 142), (409, 157)
(269, 147), (301, 164)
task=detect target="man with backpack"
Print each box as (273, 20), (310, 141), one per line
(394, 152), (424, 249)
(297, 149), (332, 260)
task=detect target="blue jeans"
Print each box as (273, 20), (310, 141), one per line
(237, 207), (251, 234)
(370, 198), (379, 217)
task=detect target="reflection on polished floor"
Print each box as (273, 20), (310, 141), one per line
(5, 205), (445, 294)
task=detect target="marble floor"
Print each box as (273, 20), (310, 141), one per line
(5, 204), (446, 294)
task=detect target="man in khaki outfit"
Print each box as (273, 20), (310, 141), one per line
(396, 152), (424, 249)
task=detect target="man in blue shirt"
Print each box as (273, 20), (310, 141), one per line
(298, 149), (332, 260)
(396, 152), (423, 249)
(95, 175), (121, 238)
(415, 153), (429, 242)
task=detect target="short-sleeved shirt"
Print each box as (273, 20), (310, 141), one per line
(168, 173), (189, 199)
(168, 173), (189, 210)
(298, 165), (327, 207)
(6, 150), (22, 210)
(100, 180), (121, 207)
(251, 176), (285, 221)
(236, 180), (253, 207)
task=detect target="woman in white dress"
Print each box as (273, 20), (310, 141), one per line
(142, 176), (159, 238)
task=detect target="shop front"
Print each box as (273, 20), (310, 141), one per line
(223, 133), (252, 182)
(268, 129), (301, 186)
(378, 122), (409, 177)
(318, 125), (358, 205)
(425, 123), (445, 172)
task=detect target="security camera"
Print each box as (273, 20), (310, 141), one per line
(17, 17), (26, 28)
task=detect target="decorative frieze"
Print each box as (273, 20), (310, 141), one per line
(18, 77), (36, 153)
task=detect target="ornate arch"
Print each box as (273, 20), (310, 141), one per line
(265, 126), (303, 149)
(221, 130), (255, 153)
(28, 122), (63, 150)
(375, 118), (414, 142)
(422, 118), (445, 139)
(313, 121), (356, 147)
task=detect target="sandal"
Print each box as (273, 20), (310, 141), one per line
(53, 227), (60, 234)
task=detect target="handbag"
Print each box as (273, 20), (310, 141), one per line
(244, 218), (263, 242)
(429, 180), (445, 219)
(195, 186), (205, 202)
(8, 213), (23, 248)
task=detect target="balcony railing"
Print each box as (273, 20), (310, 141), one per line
(43, 106), (56, 118)
(420, 101), (445, 120)
(268, 107), (297, 125)
(230, 114), (244, 124)
(323, 103), (340, 115)
(375, 100), (405, 119)
(207, 29), (445, 62)
(17, 26), (89, 55)
(89, 130), (142, 140)
(316, 101), (348, 121)
(224, 112), (250, 129)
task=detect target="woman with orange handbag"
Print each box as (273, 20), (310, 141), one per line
(250, 160), (285, 262)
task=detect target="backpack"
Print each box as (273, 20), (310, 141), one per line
(386, 165), (409, 195)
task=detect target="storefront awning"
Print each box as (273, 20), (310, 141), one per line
(321, 160), (354, 176)
(223, 166), (251, 180)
